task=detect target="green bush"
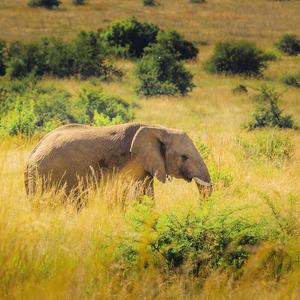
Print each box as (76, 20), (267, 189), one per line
(0, 80), (134, 136)
(205, 41), (267, 76)
(72, 89), (134, 125)
(28, 0), (61, 8)
(276, 34), (300, 56)
(191, 0), (206, 3)
(100, 17), (159, 58)
(135, 44), (194, 96)
(5, 33), (112, 79)
(282, 73), (300, 88)
(71, 31), (106, 78)
(237, 131), (294, 165)
(246, 86), (298, 130)
(119, 202), (266, 275)
(156, 30), (198, 60)
(0, 41), (6, 76)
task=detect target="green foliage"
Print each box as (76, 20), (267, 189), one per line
(282, 72), (300, 88)
(5, 33), (111, 79)
(0, 41), (6, 76)
(72, 0), (87, 5)
(191, 0), (206, 3)
(246, 86), (298, 130)
(135, 44), (194, 96)
(0, 80), (134, 136)
(237, 131), (294, 165)
(205, 41), (267, 76)
(72, 89), (134, 125)
(1, 98), (37, 136)
(276, 34), (300, 56)
(119, 203), (266, 275)
(28, 0), (61, 8)
(156, 30), (198, 60)
(99, 17), (159, 58)
(71, 31), (106, 79)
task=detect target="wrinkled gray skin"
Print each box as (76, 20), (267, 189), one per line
(25, 123), (212, 199)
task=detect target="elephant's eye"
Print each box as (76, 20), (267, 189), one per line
(181, 155), (188, 162)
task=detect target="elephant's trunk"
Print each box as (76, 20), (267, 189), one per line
(193, 177), (212, 197)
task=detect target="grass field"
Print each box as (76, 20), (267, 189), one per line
(1, 0), (300, 299)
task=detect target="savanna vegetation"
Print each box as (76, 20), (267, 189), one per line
(0, 0), (300, 299)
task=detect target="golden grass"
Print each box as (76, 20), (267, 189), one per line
(1, 0), (300, 44)
(1, 0), (300, 298)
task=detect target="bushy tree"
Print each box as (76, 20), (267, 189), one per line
(135, 44), (194, 96)
(100, 17), (159, 58)
(156, 30), (198, 60)
(246, 86), (298, 130)
(205, 41), (267, 76)
(276, 34), (300, 56)
(28, 0), (61, 8)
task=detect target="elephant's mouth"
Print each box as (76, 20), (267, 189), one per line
(193, 177), (213, 197)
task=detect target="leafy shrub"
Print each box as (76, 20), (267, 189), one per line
(99, 17), (159, 58)
(7, 41), (48, 77)
(246, 86), (298, 130)
(237, 131), (294, 165)
(0, 41), (6, 76)
(72, 89), (134, 125)
(191, 0), (206, 3)
(71, 31), (106, 78)
(282, 73), (300, 88)
(28, 0), (61, 8)
(1, 98), (37, 136)
(72, 0), (87, 5)
(156, 30), (198, 60)
(121, 202), (265, 275)
(0, 80), (134, 136)
(205, 41), (267, 76)
(6, 33), (111, 79)
(276, 34), (300, 56)
(135, 44), (194, 96)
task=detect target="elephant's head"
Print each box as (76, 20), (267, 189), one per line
(130, 125), (212, 197)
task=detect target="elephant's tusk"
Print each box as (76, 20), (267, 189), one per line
(193, 177), (211, 187)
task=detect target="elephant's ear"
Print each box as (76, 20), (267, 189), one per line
(130, 126), (169, 183)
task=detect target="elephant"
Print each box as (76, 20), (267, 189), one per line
(24, 123), (212, 200)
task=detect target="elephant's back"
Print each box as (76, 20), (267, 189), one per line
(26, 122), (142, 174)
